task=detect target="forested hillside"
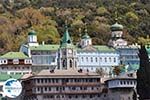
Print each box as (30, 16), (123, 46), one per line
(0, 0), (150, 54)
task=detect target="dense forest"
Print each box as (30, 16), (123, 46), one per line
(0, 0), (150, 54)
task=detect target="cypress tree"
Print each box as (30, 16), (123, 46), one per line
(137, 45), (150, 100)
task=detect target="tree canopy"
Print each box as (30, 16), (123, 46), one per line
(0, 0), (150, 54)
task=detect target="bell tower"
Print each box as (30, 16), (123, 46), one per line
(57, 25), (78, 70)
(108, 21), (127, 47)
(28, 30), (39, 46)
(80, 29), (92, 48)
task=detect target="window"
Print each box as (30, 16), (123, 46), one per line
(130, 81), (133, 85)
(13, 59), (19, 64)
(95, 57), (97, 62)
(52, 79), (55, 83)
(37, 87), (40, 91)
(50, 95), (54, 98)
(72, 87), (76, 90)
(56, 87), (59, 91)
(109, 57), (111, 62)
(75, 95), (78, 98)
(62, 87), (65, 90)
(105, 58), (107, 62)
(52, 58), (55, 62)
(87, 41), (89, 45)
(49, 79), (51, 83)
(41, 79), (43, 83)
(45, 87), (47, 91)
(63, 60), (66, 68)
(70, 60), (73, 68)
(82, 57), (84, 62)
(37, 79), (40, 83)
(86, 57), (88, 62)
(127, 81), (129, 85)
(63, 51), (66, 55)
(120, 81), (123, 85)
(49, 87), (51, 91)
(90, 95), (93, 98)
(56, 95), (60, 98)
(45, 79), (47, 83)
(4, 60), (6, 63)
(84, 87), (87, 90)
(104, 94), (106, 97)
(91, 57), (93, 62)
(82, 95), (85, 98)
(100, 57), (102, 61)
(124, 81), (126, 84)
(56, 79), (59, 83)
(69, 96), (72, 99)
(128, 97), (130, 100)
(114, 58), (116, 62)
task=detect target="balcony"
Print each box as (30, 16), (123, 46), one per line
(34, 82), (100, 87)
(66, 82), (100, 86)
(63, 90), (101, 94)
(35, 83), (62, 86)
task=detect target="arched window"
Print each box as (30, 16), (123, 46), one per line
(67, 40), (71, 44)
(105, 58), (107, 62)
(95, 57), (98, 62)
(100, 57), (102, 62)
(63, 60), (66, 68)
(86, 57), (88, 62)
(114, 58), (116, 62)
(109, 57), (111, 62)
(87, 41), (89, 45)
(70, 60), (73, 68)
(82, 57), (84, 62)
(91, 57), (93, 62)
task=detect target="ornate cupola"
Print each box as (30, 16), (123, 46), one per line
(108, 21), (127, 47)
(27, 30), (39, 46)
(57, 25), (78, 70)
(110, 22), (123, 38)
(80, 29), (92, 48)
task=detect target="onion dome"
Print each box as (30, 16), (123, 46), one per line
(28, 30), (36, 35)
(111, 22), (123, 31)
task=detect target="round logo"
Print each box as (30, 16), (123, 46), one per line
(3, 78), (22, 98)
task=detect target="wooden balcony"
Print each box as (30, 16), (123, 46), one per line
(34, 83), (62, 86)
(63, 90), (101, 94)
(34, 82), (100, 87)
(65, 82), (100, 86)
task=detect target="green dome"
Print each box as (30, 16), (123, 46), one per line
(82, 33), (90, 39)
(28, 30), (36, 35)
(111, 22), (123, 31)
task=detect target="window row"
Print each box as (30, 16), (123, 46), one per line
(36, 86), (99, 92)
(32, 56), (55, 64)
(0, 60), (7, 64)
(111, 80), (136, 86)
(79, 57), (117, 63)
(35, 78), (100, 84)
(1, 66), (30, 70)
(43, 94), (101, 99)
